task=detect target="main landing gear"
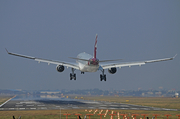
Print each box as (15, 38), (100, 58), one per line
(70, 68), (107, 81)
(100, 69), (106, 81)
(70, 68), (76, 80)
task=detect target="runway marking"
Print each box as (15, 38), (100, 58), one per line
(109, 108), (118, 109)
(0, 108), (4, 110)
(99, 107), (106, 109)
(110, 105), (119, 107)
(120, 105), (130, 107)
(163, 108), (171, 111)
(27, 105), (34, 106)
(100, 105), (107, 106)
(9, 108), (15, 110)
(20, 101), (37, 104)
(0, 96), (16, 107)
(87, 107), (94, 109)
(72, 107), (79, 109)
(30, 108), (36, 110)
(37, 105), (45, 106)
(153, 108), (160, 110)
(84, 101), (100, 104)
(19, 108), (25, 110)
(15, 105), (23, 106)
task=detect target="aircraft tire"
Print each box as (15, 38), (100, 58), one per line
(70, 74), (72, 80)
(100, 75), (102, 81)
(74, 74), (76, 80)
(104, 75), (106, 81)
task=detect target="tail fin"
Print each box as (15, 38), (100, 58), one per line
(94, 34), (98, 58)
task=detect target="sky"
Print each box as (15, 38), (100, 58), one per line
(0, 1), (180, 91)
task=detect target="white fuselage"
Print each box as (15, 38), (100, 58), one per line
(76, 52), (99, 72)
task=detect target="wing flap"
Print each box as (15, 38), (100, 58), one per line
(102, 62), (145, 69)
(35, 58), (79, 69)
(6, 49), (79, 70)
(101, 55), (176, 69)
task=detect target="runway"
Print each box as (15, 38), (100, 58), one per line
(0, 95), (177, 111)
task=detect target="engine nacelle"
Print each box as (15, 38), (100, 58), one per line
(56, 65), (65, 72)
(108, 67), (117, 74)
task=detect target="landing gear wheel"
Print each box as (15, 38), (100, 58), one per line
(104, 75), (106, 81)
(70, 74), (72, 80)
(70, 73), (76, 80)
(100, 74), (106, 81)
(74, 74), (76, 80)
(100, 69), (106, 81)
(70, 68), (76, 80)
(100, 75), (102, 81)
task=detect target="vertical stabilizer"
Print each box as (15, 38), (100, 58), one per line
(94, 34), (98, 58)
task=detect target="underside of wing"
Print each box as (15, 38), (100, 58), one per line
(101, 55), (177, 69)
(35, 58), (79, 70)
(6, 49), (79, 70)
(101, 61), (145, 69)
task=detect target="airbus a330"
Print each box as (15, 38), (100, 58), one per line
(6, 35), (176, 81)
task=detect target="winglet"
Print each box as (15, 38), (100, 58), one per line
(5, 48), (10, 54)
(5, 48), (35, 59)
(173, 54), (177, 59)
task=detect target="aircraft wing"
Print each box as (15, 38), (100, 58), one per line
(6, 49), (79, 70)
(100, 54), (177, 69)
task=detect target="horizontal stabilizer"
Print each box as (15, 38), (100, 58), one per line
(69, 57), (122, 62)
(69, 57), (89, 62)
(99, 59), (122, 62)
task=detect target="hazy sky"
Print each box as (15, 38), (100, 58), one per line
(1, 1), (180, 91)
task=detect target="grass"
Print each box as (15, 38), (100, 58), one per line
(0, 96), (180, 119)
(70, 96), (180, 109)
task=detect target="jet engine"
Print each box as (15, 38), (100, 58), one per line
(108, 67), (117, 74)
(56, 65), (65, 72)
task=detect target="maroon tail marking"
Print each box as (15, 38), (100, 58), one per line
(94, 34), (98, 59)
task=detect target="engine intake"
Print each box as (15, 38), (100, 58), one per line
(108, 67), (117, 74)
(56, 65), (64, 72)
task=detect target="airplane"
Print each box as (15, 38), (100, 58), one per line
(6, 34), (177, 81)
